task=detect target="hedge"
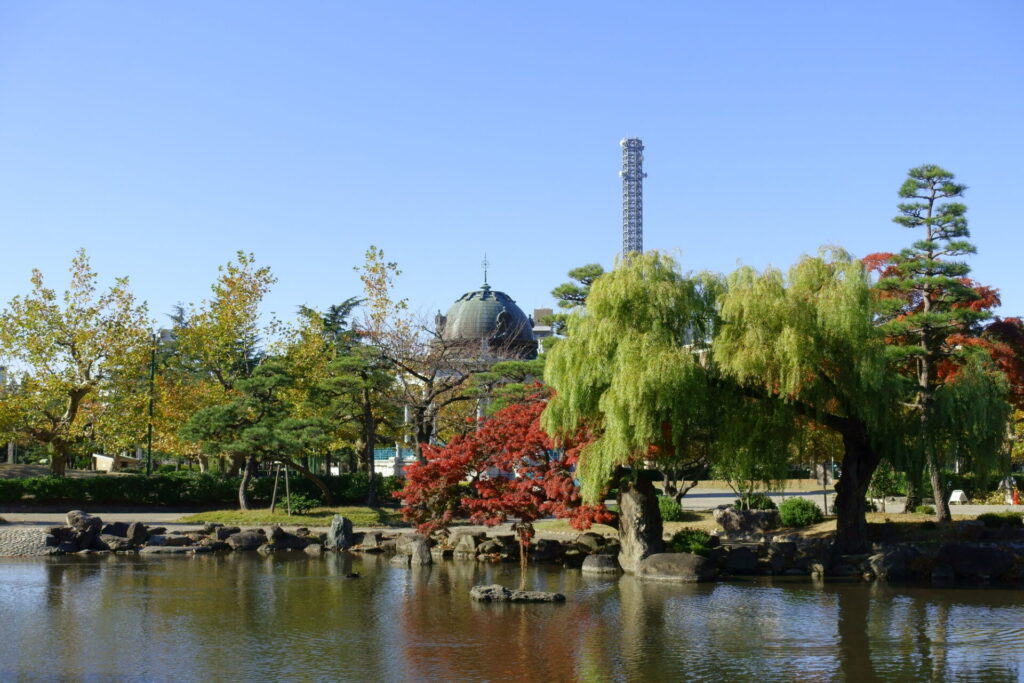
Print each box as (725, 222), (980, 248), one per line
(0, 471), (402, 508)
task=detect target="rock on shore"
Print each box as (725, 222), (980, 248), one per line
(469, 584), (566, 603)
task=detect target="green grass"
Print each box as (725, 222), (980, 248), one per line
(177, 506), (402, 527)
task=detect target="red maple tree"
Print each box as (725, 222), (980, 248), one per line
(396, 387), (614, 555)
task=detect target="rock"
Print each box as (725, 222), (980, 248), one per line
(935, 542), (1015, 581)
(530, 539), (564, 563)
(201, 523), (222, 535)
(452, 532), (484, 559)
(713, 507), (780, 538)
(226, 530), (266, 551)
(359, 531), (385, 552)
(66, 510), (102, 534)
(868, 545), (927, 581)
(126, 522), (148, 545)
(99, 534), (135, 551)
(430, 546), (451, 561)
(617, 477), (664, 574)
(44, 534), (59, 548)
(637, 553), (718, 582)
(581, 554), (622, 574)
(139, 545), (205, 555)
(768, 541), (797, 574)
(100, 522), (130, 537)
(325, 516), (354, 551)
(409, 539), (432, 566)
(147, 527), (167, 536)
(264, 525), (287, 543)
(469, 584), (565, 603)
(197, 538), (230, 551)
(215, 526), (241, 541)
(723, 547), (760, 575)
(161, 535), (194, 547)
(390, 553), (412, 567)
(575, 532), (606, 554)
(561, 549), (586, 569)
(56, 541), (78, 554)
(304, 543), (324, 556)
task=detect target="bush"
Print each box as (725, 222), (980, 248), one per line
(915, 504), (935, 515)
(734, 493), (777, 510)
(658, 496), (684, 522)
(279, 493), (319, 514)
(0, 479), (24, 504)
(21, 476), (87, 502)
(778, 498), (823, 528)
(977, 512), (1024, 529)
(666, 529), (715, 557)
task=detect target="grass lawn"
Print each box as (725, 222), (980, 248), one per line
(178, 506), (403, 528)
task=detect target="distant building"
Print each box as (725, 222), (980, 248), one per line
(435, 281), (538, 362)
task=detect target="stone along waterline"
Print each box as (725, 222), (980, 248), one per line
(2, 553), (1023, 681)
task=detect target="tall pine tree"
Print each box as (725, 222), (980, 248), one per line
(876, 165), (997, 522)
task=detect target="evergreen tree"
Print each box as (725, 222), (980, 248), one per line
(876, 165), (1002, 521)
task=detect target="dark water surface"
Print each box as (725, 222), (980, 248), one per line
(1, 553), (1023, 682)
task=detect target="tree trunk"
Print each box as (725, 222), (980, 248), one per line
(903, 461), (923, 513)
(363, 384), (378, 508)
(832, 418), (882, 555)
(616, 473), (664, 573)
(197, 455), (208, 473)
(324, 452), (332, 476)
(50, 442), (69, 477)
(927, 451), (951, 522)
(281, 457), (336, 506)
(238, 455), (257, 510)
(354, 438), (367, 472)
(226, 453), (245, 477)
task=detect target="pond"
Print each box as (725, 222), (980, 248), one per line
(1, 554), (1022, 682)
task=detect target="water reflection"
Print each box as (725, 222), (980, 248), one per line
(0, 556), (1022, 681)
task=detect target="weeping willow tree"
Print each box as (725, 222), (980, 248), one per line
(714, 249), (900, 554)
(542, 252), (735, 571)
(543, 253), (721, 490)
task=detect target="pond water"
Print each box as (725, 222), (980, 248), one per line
(1, 553), (1023, 682)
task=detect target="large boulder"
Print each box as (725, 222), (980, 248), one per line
(469, 584), (565, 603)
(359, 531), (385, 552)
(723, 546), (760, 575)
(452, 532), (484, 559)
(713, 507), (779, 538)
(325, 516), (354, 551)
(617, 477), (664, 574)
(934, 542), (1015, 581)
(98, 534), (136, 552)
(868, 545), (929, 581)
(215, 526), (242, 541)
(101, 522), (130, 537)
(575, 532), (607, 554)
(408, 538), (432, 566)
(126, 522), (149, 546)
(637, 553), (718, 582)
(66, 510), (102, 534)
(226, 530), (266, 551)
(581, 554), (622, 575)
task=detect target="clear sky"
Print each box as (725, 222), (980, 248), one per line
(1, 2), (1021, 330)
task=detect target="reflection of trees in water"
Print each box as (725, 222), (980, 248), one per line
(393, 561), (605, 681)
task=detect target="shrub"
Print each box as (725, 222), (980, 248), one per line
(658, 496), (684, 522)
(778, 498), (824, 527)
(0, 479), (24, 504)
(915, 504), (935, 515)
(21, 476), (87, 502)
(977, 512), (1024, 529)
(667, 529), (715, 556)
(734, 493), (777, 510)
(279, 493), (319, 514)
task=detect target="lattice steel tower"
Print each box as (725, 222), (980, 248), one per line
(619, 137), (646, 255)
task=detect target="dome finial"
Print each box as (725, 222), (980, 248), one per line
(481, 253), (490, 289)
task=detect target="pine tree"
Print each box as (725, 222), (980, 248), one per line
(876, 165), (995, 521)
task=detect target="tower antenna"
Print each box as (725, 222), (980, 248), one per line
(481, 253), (490, 287)
(619, 138), (646, 256)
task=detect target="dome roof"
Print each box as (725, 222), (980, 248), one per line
(437, 283), (537, 360)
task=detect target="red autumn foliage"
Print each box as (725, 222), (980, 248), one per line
(395, 387), (614, 542)
(864, 252), (1023, 407)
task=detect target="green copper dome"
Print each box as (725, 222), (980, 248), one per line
(437, 283), (537, 360)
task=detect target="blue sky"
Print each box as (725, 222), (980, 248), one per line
(1, 2), (1021, 330)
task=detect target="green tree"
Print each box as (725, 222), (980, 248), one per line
(180, 358), (331, 509)
(0, 250), (150, 475)
(172, 252), (277, 474)
(876, 165), (1005, 522)
(547, 263), (605, 337)
(714, 249), (898, 553)
(542, 252), (723, 571)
